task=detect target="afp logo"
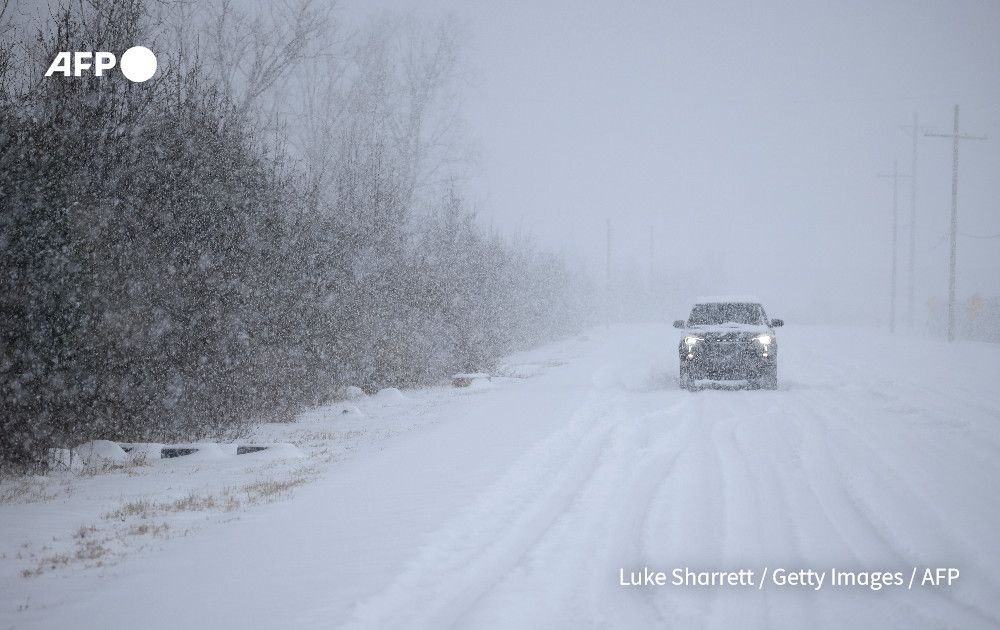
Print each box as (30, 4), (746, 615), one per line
(45, 46), (157, 83)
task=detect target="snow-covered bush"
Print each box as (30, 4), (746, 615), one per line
(0, 0), (594, 471)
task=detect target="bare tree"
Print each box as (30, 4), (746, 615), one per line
(205, 0), (333, 114)
(1, 0), (591, 471)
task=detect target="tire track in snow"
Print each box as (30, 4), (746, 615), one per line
(728, 396), (817, 629)
(458, 397), (697, 629)
(795, 342), (1000, 458)
(795, 387), (1000, 628)
(703, 394), (779, 629)
(646, 392), (782, 629)
(452, 397), (655, 628)
(339, 392), (629, 629)
(641, 391), (730, 626)
(853, 378), (1000, 479)
(789, 385), (998, 628)
(583, 400), (698, 628)
(754, 401), (880, 629)
(342, 329), (1000, 629)
(771, 389), (943, 628)
(780, 389), (901, 563)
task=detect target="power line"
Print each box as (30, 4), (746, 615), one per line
(925, 104), (988, 342)
(960, 232), (1000, 240)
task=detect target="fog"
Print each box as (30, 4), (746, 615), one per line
(348, 0), (1000, 325)
(11, 0), (997, 324)
(5, 2), (1000, 626)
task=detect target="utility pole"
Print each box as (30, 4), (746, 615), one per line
(900, 113), (929, 328)
(605, 218), (612, 280)
(878, 162), (910, 333)
(605, 218), (611, 329)
(926, 105), (988, 341)
(649, 225), (655, 280)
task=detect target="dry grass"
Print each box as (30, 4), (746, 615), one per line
(74, 524), (99, 539)
(105, 493), (224, 520)
(0, 477), (58, 504)
(291, 463), (321, 478)
(20, 517), (173, 578)
(102, 474), (308, 525)
(240, 477), (305, 500)
(104, 499), (153, 521)
(78, 462), (125, 477)
(75, 539), (109, 561)
(22, 539), (112, 578)
(292, 429), (340, 443)
(293, 428), (368, 444)
(20, 452), (318, 579)
(126, 453), (151, 467)
(165, 493), (217, 512)
(127, 522), (169, 537)
(79, 454), (152, 478)
(21, 554), (71, 577)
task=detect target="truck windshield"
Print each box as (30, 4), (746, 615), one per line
(688, 303), (765, 325)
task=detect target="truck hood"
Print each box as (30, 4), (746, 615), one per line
(683, 323), (772, 336)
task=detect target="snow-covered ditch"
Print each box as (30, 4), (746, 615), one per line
(47, 440), (305, 471)
(0, 361), (560, 597)
(0, 386), (441, 583)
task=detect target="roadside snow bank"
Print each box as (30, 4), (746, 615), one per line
(338, 385), (366, 400)
(590, 363), (668, 392)
(452, 373), (491, 388)
(336, 405), (365, 419)
(124, 443), (164, 464)
(374, 387), (408, 402)
(73, 440), (126, 468)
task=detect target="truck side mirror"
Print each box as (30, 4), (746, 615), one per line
(673, 320), (686, 328)
(770, 319), (784, 327)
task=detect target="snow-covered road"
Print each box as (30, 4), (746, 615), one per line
(4, 324), (1000, 629)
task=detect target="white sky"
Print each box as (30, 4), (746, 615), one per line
(13, 0), (999, 324)
(346, 0), (1000, 324)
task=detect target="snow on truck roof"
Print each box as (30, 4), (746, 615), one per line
(694, 295), (762, 304)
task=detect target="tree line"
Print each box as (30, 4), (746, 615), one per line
(0, 0), (593, 471)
